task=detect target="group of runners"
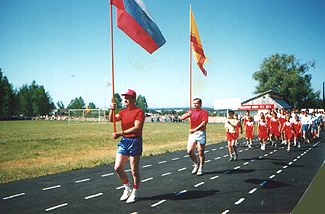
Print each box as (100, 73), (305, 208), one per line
(108, 90), (323, 203)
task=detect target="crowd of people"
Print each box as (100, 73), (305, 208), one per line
(225, 108), (324, 161)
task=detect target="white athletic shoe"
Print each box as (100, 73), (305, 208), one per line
(196, 167), (203, 176)
(192, 164), (199, 174)
(248, 144), (252, 149)
(120, 189), (132, 201)
(126, 189), (137, 204)
(298, 144), (301, 148)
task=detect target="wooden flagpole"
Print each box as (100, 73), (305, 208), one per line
(189, 5), (193, 111)
(110, 3), (117, 132)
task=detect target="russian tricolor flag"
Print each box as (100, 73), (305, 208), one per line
(111, 0), (166, 54)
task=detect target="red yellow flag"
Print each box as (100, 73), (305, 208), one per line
(190, 7), (207, 76)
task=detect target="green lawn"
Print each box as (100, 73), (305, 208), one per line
(0, 120), (228, 183)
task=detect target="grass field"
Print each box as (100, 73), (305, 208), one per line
(0, 120), (229, 184)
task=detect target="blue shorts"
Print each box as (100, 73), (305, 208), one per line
(302, 124), (309, 132)
(117, 137), (143, 156)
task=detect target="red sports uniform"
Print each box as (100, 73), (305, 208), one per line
(190, 109), (209, 131)
(279, 115), (286, 130)
(119, 106), (145, 137)
(270, 117), (280, 137)
(245, 121), (254, 139)
(258, 121), (268, 140)
(293, 121), (302, 138)
(265, 114), (272, 130)
(282, 121), (294, 140)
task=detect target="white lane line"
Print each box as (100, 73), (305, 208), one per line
(249, 188), (257, 194)
(158, 161), (167, 164)
(245, 148), (249, 151)
(219, 147), (224, 149)
(269, 175), (275, 179)
(142, 164), (152, 168)
(260, 181), (267, 186)
(297, 156), (301, 159)
(45, 203), (68, 212)
(194, 182), (205, 188)
(178, 168), (186, 172)
(212, 148), (217, 151)
(276, 170), (282, 174)
(288, 162), (293, 165)
(175, 190), (188, 196)
(42, 185), (61, 191)
(172, 158), (179, 161)
(210, 175), (219, 180)
(85, 193), (103, 200)
(125, 169), (131, 172)
(243, 162), (249, 165)
(184, 155), (189, 158)
(215, 157), (221, 160)
(259, 156), (263, 159)
(283, 165), (288, 169)
(101, 173), (114, 177)
(161, 172), (172, 176)
(3, 192), (25, 200)
(151, 200), (166, 208)
(239, 150), (243, 153)
(224, 154), (229, 157)
(116, 186), (124, 190)
(251, 159), (255, 162)
(264, 154), (268, 157)
(141, 177), (153, 183)
(75, 178), (90, 183)
(221, 210), (230, 214)
(293, 159), (297, 162)
(274, 149), (278, 152)
(269, 151), (273, 154)
(234, 166), (241, 170)
(204, 150), (209, 153)
(234, 198), (245, 205)
(205, 160), (211, 163)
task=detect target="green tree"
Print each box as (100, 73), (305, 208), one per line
(136, 94), (148, 112)
(88, 102), (96, 109)
(114, 93), (122, 109)
(253, 54), (320, 108)
(57, 101), (65, 109)
(67, 96), (85, 109)
(0, 69), (16, 117)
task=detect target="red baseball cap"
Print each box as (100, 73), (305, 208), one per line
(121, 89), (136, 98)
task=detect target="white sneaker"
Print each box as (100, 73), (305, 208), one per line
(192, 164), (199, 174)
(196, 167), (203, 176)
(261, 144), (265, 151)
(126, 189), (137, 204)
(248, 144), (252, 149)
(298, 144), (301, 148)
(120, 189), (132, 201)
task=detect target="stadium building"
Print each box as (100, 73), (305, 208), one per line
(238, 90), (292, 114)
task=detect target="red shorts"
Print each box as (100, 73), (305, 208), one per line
(226, 132), (237, 141)
(294, 132), (302, 138)
(270, 128), (280, 137)
(285, 132), (293, 141)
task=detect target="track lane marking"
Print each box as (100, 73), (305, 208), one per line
(161, 172), (171, 176)
(85, 193), (103, 200)
(3, 193), (25, 200)
(75, 178), (90, 183)
(249, 188), (257, 194)
(151, 200), (166, 207)
(42, 185), (61, 191)
(101, 173), (114, 177)
(45, 203), (68, 212)
(194, 182), (205, 187)
(234, 198), (245, 205)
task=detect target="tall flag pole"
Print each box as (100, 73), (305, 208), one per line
(189, 5), (193, 111)
(110, 3), (117, 132)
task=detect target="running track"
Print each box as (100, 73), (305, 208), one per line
(1, 134), (324, 214)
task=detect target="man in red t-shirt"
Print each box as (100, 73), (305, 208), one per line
(181, 98), (208, 176)
(108, 89), (144, 204)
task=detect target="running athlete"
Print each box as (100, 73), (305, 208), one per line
(265, 108), (273, 141)
(180, 98), (208, 176)
(109, 89), (145, 204)
(234, 113), (243, 147)
(245, 116), (254, 149)
(311, 112), (319, 139)
(258, 115), (268, 150)
(281, 115), (294, 152)
(225, 110), (239, 161)
(269, 111), (280, 147)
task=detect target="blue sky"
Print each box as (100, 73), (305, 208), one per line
(1, 0), (324, 109)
